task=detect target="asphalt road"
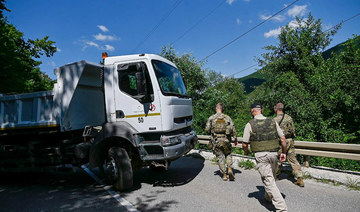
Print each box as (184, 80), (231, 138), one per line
(1, 153), (359, 212)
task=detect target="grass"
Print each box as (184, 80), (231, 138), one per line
(238, 159), (256, 170)
(302, 172), (358, 190)
(210, 157), (218, 165)
(345, 177), (360, 191)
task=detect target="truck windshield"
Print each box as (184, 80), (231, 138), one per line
(152, 60), (188, 97)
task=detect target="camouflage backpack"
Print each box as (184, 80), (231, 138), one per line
(212, 114), (227, 134)
(279, 114), (295, 138)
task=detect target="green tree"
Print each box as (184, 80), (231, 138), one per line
(0, 0), (56, 94)
(159, 45), (247, 134)
(310, 35), (360, 143)
(256, 13), (342, 142)
(160, 45), (207, 101)
(255, 13), (360, 171)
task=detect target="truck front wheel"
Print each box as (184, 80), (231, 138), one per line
(104, 147), (133, 191)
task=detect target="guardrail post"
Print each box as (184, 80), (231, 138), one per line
(303, 155), (310, 168)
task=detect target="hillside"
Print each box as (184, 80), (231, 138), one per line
(237, 37), (358, 94)
(237, 71), (266, 94)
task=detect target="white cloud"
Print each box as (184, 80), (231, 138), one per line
(264, 18), (308, 38)
(97, 25), (109, 32)
(93, 33), (119, 41)
(105, 45), (115, 52)
(223, 60), (229, 64)
(80, 40), (115, 52)
(226, 0), (236, 5)
(248, 19), (253, 24)
(288, 18), (307, 29)
(86, 41), (100, 48)
(236, 18), (241, 25)
(287, 5), (307, 18)
(264, 27), (281, 38)
(56, 47), (62, 52)
(49, 61), (56, 67)
(260, 14), (286, 22)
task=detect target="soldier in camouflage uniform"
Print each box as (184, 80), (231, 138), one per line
(274, 103), (304, 187)
(205, 103), (238, 181)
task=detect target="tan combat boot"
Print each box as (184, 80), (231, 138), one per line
(222, 173), (228, 181)
(228, 167), (235, 181)
(294, 177), (305, 187)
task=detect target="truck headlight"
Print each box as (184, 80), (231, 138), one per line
(161, 136), (181, 146)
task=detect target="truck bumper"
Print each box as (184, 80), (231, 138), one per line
(140, 129), (198, 161)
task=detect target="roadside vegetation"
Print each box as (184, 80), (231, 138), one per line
(161, 13), (360, 172)
(238, 159), (256, 170)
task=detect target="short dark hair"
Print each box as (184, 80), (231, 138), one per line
(251, 102), (262, 109)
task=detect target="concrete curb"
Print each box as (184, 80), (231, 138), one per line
(188, 149), (360, 186)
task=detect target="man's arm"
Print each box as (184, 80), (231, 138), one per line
(242, 123), (251, 155)
(242, 142), (249, 155)
(275, 121), (287, 162)
(229, 117), (238, 145)
(279, 136), (287, 162)
(205, 117), (212, 134)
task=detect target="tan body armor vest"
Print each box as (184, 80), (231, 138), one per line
(249, 118), (279, 152)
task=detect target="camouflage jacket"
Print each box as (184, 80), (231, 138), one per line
(274, 113), (296, 139)
(205, 113), (237, 142)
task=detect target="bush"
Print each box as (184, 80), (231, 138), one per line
(238, 159), (256, 170)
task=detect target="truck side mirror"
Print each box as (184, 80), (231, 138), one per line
(135, 63), (153, 103)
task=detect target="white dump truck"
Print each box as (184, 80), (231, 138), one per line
(0, 53), (197, 190)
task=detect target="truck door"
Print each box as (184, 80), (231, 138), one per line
(114, 61), (162, 133)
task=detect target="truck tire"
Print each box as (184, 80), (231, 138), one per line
(105, 147), (133, 191)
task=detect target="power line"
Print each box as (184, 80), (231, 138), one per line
(230, 64), (258, 77)
(229, 12), (360, 78)
(171, 0), (226, 45)
(200, 0), (299, 62)
(132, 0), (183, 53)
(325, 12), (360, 32)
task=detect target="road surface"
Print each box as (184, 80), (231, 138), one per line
(0, 153), (359, 211)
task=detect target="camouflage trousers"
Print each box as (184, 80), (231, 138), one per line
(277, 139), (303, 179)
(214, 146), (233, 174)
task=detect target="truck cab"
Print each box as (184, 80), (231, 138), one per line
(101, 54), (196, 162)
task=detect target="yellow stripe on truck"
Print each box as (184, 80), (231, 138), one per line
(0, 124), (60, 131)
(125, 113), (161, 118)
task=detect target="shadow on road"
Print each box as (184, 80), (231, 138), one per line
(0, 168), (125, 211)
(118, 154), (205, 211)
(131, 153), (205, 189)
(132, 190), (179, 212)
(248, 186), (286, 211)
(213, 169), (242, 180)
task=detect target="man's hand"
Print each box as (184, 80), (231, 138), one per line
(280, 153), (286, 162)
(242, 142), (249, 155)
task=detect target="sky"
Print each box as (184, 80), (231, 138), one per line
(4, 0), (360, 80)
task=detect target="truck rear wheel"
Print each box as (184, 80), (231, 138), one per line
(104, 147), (133, 191)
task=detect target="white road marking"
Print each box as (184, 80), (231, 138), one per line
(81, 165), (139, 212)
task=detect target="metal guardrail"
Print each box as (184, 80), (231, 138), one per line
(197, 135), (360, 166)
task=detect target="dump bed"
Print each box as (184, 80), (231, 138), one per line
(0, 61), (105, 132)
(0, 91), (57, 130)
